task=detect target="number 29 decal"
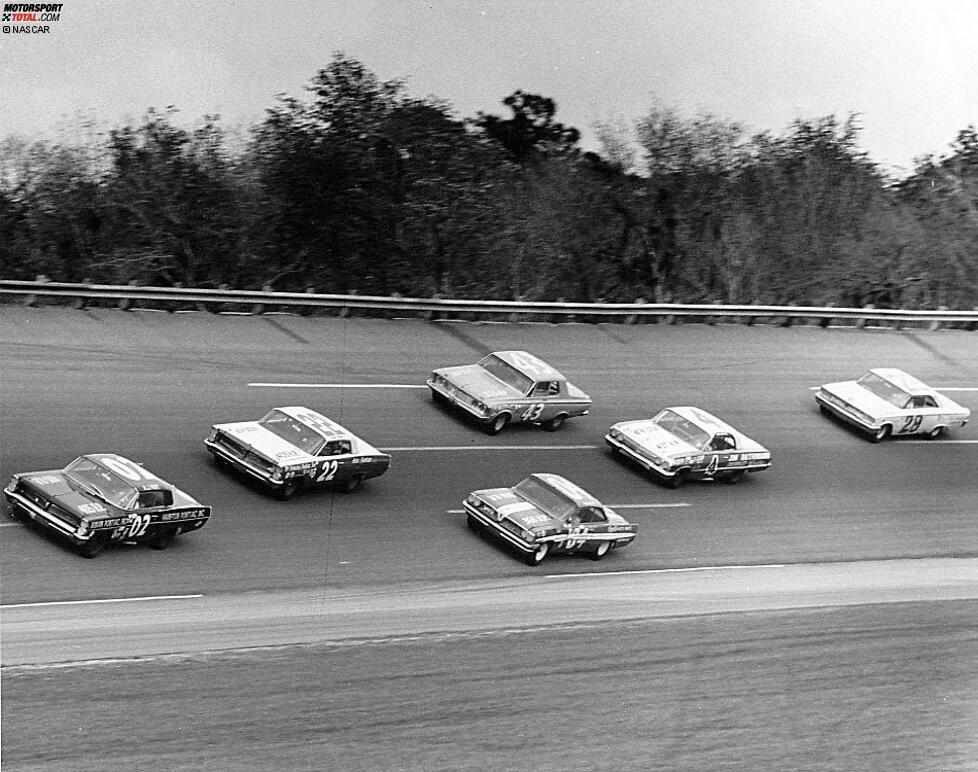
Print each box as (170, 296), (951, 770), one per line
(900, 415), (923, 434)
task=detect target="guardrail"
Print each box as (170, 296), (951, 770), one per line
(2, 279), (976, 329)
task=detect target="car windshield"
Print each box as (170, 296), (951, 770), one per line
(65, 458), (137, 509)
(478, 355), (534, 395)
(857, 372), (910, 409)
(258, 410), (326, 455)
(653, 410), (711, 450)
(514, 477), (579, 520)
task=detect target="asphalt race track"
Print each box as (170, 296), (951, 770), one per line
(2, 305), (977, 771)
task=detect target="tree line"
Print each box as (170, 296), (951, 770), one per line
(2, 53), (976, 309)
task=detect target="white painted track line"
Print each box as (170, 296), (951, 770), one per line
(2, 594), (203, 609)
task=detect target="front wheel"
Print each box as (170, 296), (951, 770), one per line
(868, 424), (892, 443)
(660, 468), (689, 489)
(926, 426), (946, 440)
(484, 413), (510, 436)
(542, 414), (567, 432)
(720, 470), (745, 485)
(275, 479), (302, 500)
(525, 541), (550, 566)
(591, 540), (612, 561)
(77, 534), (109, 559)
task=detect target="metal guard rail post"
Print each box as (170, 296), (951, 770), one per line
(2, 280), (977, 327)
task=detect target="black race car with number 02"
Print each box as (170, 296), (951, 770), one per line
(464, 473), (636, 566)
(205, 406), (391, 499)
(3, 454), (211, 558)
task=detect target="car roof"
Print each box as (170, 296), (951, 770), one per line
(868, 368), (934, 395)
(81, 454), (170, 490)
(274, 407), (354, 440)
(664, 406), (737, 435)
(529, 473), (601, 507)
(490, 351), (565, 381)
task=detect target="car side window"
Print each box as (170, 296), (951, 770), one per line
(579, 506), (607, 524)
(324, 440), (352, 456)
(710, 434), (736, 451)
(137, 490), (172, 508)
(908, 395), (937, 409)
(532, 381), (557, 397)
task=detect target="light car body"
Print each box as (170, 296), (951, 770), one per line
(464, 473), (636, 565)
(605, 407), (771, 487)
(815, 367), (970, 442)
(3, 454), (210, 558)
(205, 406), (391, 498)
(428, 350), (591, 434)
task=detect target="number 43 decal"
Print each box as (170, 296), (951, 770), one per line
(522, 404), (545, 422)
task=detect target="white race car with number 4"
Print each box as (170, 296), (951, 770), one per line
(815, 368), (970, 442)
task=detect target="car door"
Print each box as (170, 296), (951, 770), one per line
(704, 433), (738, 475)
(895, 396), (939, 435)
(313, 439), (354, 485)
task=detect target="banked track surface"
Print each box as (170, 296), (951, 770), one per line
(2, 306), (977, 770)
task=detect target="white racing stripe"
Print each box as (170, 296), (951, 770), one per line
(248, 383), (427, 389)
(2, 594), (203, 609)
(902, 440), (978, 444)
(808, 385), (978, 391)
(545, 563), (787, 579)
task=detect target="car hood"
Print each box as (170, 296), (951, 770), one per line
(434, 365), (524, 401)
(612, 420), (702, 457)
(475, 488), (563, 530)
(820, 381), (901, 419)
(213, 422), (319, 465)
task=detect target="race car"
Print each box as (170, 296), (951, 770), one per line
(605, 407), (771, 488)
(463, 473), (636, 566)
(205, 406), (391, 498)
(3, 454), (210, 558)
(427, 350), (591, 434)
(815, 367), (970, 442)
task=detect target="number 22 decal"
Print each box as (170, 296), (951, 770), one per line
(522, 403), (545, 422)
(900, 415), (923, 433)
(316, 460), (339, 482)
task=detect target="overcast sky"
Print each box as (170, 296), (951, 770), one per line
(1, 0), (975, 175)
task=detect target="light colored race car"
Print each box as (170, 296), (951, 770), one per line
(427, 350), (591, 435)
(815, 367), (970, 442)
(205, 406), (391, 499)
(3, 454), (210, 558)
(605, 407), (771, 488)
(463, 473), (636, 566)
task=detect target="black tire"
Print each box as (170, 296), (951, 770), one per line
(340, 474), (364, 494)
(275, 479), (302, 500)
(660, 468), (689, 489)
(721, 470), (745, 485)
(147, 530), (177, 551)
(819, 405), (831, 417)
(77, 534), (109, 559)
(542, 414), (567, 432)
(927, 426), (946, 440)
(868, 424), (892, 443)
(524, 541), (550, 566)
(591, 540), (612, 561)
(484, 413), (510, 436)
(212, 454), (230, 471)
(467, 513), (480, 532)
(431, 389), (448, 405)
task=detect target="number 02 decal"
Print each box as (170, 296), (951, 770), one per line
(522, 403), (545, 422)
(128, 513), (152, 538)
(900, 415), (923, 434)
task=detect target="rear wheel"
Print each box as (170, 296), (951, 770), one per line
(467, 514), (480, 533)
(721, 470), (745, 485)
(927, 425), (946, 440)
(275, 479), (302, 500)
(542, 414), (567, 432)
(147, 530), (177, 550)
(485, 413), (510, 436)
(431, 389), (447, 405)
(340, 474), (364, 494)
(868, 424), (892, 443)
(591, 540), (612, 561)
(525, 541), (550, 566)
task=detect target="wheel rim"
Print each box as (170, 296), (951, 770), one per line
(492, 415), (507, 433)
(596, 541), (610, 557)
(532, 543), (549, 563)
